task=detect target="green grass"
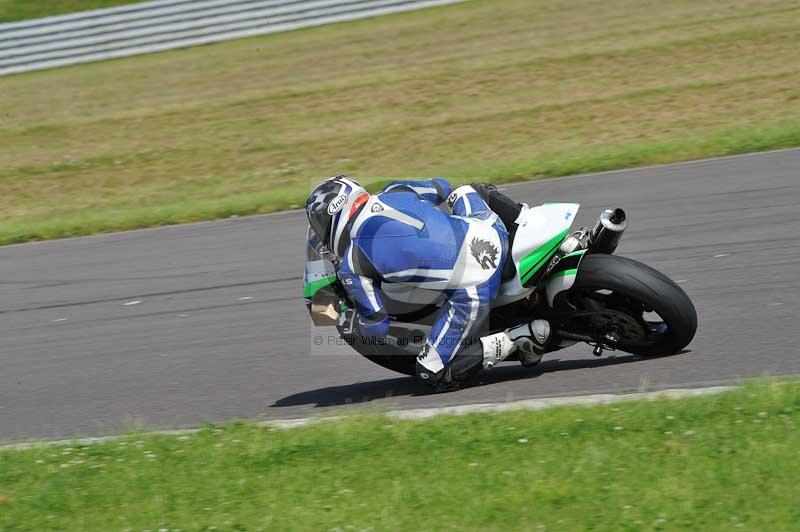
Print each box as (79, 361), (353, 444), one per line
(1, 380), (799, 530)
(0, 0), (140, 22)
(2, 0), (800, 244)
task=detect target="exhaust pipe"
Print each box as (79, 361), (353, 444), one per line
(589, 208), (627, 254)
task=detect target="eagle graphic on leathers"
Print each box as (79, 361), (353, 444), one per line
(469, 237), (499, 270)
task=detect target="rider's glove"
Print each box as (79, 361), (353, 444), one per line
(356, 310), (390, 340)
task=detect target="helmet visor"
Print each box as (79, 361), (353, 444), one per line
(307, 206), (333, 249)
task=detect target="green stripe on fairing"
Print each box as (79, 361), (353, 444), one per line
(519, 229), (569, 284)
(562, 249), (587, 259)
(303, 275), (336, 298)
(551, 268), (578, 278)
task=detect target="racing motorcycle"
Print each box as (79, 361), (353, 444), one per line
(304, 200), (697, 376)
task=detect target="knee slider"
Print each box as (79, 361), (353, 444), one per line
(444, 185), (478, 215)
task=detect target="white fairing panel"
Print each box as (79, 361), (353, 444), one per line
(496, 203), (580, 303)
(544, 250), (587, 307)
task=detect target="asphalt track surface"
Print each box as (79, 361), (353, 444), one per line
(2, 149), (799, 441)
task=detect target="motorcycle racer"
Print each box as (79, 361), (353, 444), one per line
(305, 175), (551, 392)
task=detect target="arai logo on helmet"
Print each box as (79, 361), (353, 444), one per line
(327, 194), (347, 215)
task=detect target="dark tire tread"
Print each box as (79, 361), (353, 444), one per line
(572, 254), (698, 356)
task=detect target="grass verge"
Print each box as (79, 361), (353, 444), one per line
(0, 1), (139, 23)
(1, 380), (799, 530)
(2, 0), (800, 244)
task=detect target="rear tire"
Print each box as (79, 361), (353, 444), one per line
(569, 254), (697, 356)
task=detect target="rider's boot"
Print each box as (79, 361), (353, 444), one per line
(507, 320), (551, 367)
(481, 319), (551, 369)
(480, 331), (513, 369)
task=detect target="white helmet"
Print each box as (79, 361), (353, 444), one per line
(305, 175), (369, 257)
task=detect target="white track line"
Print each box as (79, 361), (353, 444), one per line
(0, 385), (733, 451)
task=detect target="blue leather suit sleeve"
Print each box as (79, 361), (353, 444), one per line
(338, 243), (389, 337)
(381, 178), (452, 206)
(357, 312), (390, 340)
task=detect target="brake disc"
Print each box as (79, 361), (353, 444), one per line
(589, 309), (647, 344)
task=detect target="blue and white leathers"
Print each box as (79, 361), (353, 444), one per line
(336, 179), (509, 374)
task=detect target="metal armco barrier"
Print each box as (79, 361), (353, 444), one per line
(0, 0), (466, 76)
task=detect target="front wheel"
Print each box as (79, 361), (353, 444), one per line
(559, 254), (697, 356)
